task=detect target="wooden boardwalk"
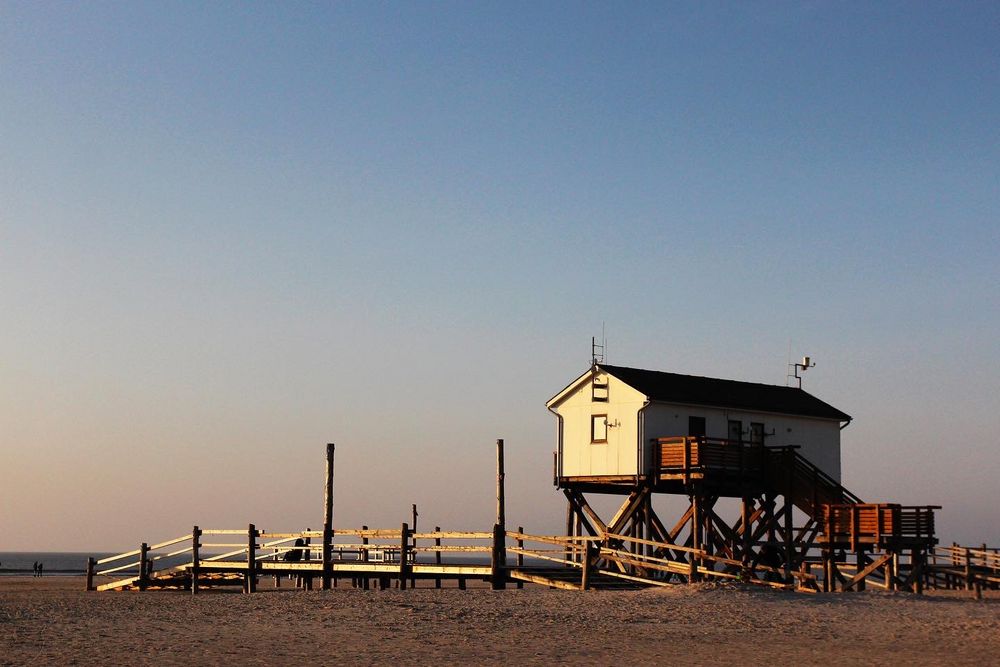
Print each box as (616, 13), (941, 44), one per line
(87, 441), (997, 596)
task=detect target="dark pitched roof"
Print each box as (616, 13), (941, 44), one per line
(599, 364), (851, 422)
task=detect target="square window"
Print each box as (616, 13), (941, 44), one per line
(591, 414), (608, 443)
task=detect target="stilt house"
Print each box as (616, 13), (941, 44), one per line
(546, 364), (852, 486)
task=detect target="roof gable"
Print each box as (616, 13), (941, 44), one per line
(598, 364), (851, 422)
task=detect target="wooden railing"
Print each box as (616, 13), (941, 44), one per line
(88, 524), (511, 592)
(764, 446), (863, 517)
(927, 544), (1000, 596)
(655, 436), (764, 482)
(818, 504), (938, 549)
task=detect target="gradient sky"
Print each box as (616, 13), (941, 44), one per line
(2, 2), (997, 551)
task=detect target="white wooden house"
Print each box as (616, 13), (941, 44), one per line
(546, 364), (852, 484)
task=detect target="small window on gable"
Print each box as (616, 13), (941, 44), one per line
(591, 414), (608, 443)
(592, 376), (609, 402)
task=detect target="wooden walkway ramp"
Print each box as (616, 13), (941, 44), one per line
(87, 525), (829, 594)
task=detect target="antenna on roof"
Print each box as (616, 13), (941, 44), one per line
(591, 331), (605, 367)
(787, 355), (816, 389)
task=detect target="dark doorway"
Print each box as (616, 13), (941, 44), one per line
(728, 419), (743, 443)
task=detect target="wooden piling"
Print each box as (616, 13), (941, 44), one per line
(411, 504), (418, 589)
(496, 439), (506, 530)
(246, 523), (257, 594)
(191, 526), (201, 595)
(398, 523), (410, 590)
(138, 543), (149, 591)
(322, 443), (335, 591)
(965, 547), (973, 591)
(491, 522), (506, 590)
(86, 557), (95, 592)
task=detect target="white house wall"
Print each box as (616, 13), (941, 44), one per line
(552, 371), (647, 477)
(641, 404), (842, 481)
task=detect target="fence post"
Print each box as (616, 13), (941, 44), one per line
(964, 547), (973, 591)
(516, 526), (524, 589)
(398, 523), (410, 590)
(491, 522), (506, 590)
(138, 543), (149, 591)
(581, 541), (593, 591)
(361, 525), (370, 590)
(245, 523), (257, 594)
(191, 526), (201, 595)
(86, 557), (95, 592)
(434, 526), (442, 589)
(411, 504), (418, 589)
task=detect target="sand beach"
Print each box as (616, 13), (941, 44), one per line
(1, 576), (997, 666)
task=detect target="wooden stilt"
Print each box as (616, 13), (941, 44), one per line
(690, 495), (701, 583)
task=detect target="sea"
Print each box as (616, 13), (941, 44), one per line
(0, 552), (116, 576)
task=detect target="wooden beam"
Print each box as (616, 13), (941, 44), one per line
(842, 553), (892, 591)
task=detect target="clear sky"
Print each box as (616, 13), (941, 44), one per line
(2, 2), (997, 551)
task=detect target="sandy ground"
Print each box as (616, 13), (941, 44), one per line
(1, 577), (997, 666)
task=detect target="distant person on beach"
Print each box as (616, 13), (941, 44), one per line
(37, 562), (43, 577)
(32, 561), (38, 577)
(284, 539), (305, 563)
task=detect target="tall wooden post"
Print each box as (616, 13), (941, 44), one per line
(191, 526), (201, 595)
(322, 443), (335, 591)
(491, 522), (506, 590)
(246, 523), (257, 594)
(496, 439), (506, 529)
(86, 557), (95, 592)
(410, 503), (418, 589)
(493, 438), (506, 589)
(138, 543), (149, 591)
(398, 523), (410, 590)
